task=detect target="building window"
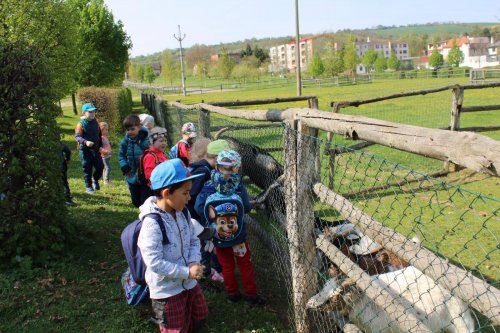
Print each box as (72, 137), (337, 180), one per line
(403, 43), (407, 47)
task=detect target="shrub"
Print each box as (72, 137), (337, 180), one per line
(0, 42), (73, 266)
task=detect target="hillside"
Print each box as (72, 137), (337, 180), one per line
(131, 22), (499, 64)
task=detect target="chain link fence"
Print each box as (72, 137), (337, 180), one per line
(141, 93), (499, 332)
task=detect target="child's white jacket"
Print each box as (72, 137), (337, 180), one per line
(137, 196), (201, 299)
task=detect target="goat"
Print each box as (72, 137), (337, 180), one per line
(322, 222), (409, 277)
(307, 266), (475, 333)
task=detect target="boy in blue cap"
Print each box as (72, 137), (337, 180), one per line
(75, 102), (104, 193)
(138, 158), (208, 333)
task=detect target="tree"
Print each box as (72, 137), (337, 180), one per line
(161, 51), (180, 85)
(361, 48), (377, 73)
(185, 44), (212, 68)
(374, 52), (387, 72)
(136, 64), (145, 82)
(387, 49), (401, 70)
(69, 0), (132, 113)
(308, 54), (325, 77)
(323, 42), (344, 77)
(343, 35), (358, 75)
(429, 46), (444, 69)
(143, 65), (156, 84)
(1, 0), (78, 265)
(447, 39), (464, 67)
(217, 48), (236, 79)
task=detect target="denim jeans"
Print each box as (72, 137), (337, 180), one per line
(79, 149), (104, 188)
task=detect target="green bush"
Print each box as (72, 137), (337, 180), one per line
(0, 42), (73, 267)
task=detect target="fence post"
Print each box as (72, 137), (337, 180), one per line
(445, 87), (464, 171)
(198, 108), (211, 139)
(326, 102), (340, 188)
(284, 119), (318, 333)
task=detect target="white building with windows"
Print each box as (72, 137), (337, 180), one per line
(269, 37), (313, 73)
(427, 36), (499, 68)
(355, 37), (410, 73)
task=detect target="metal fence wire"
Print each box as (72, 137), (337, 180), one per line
(143, 94), (499, 333)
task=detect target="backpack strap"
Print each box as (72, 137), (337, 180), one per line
(143, 213), (169, 245)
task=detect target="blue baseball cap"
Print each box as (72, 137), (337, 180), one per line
(213, 203), (239, 216)
(82, 102), (97, 113)
(150, 158), (204, 190)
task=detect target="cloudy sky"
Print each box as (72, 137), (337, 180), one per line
(104, 0), (500, 57)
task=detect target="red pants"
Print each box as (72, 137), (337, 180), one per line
(216, 242), (258, 296)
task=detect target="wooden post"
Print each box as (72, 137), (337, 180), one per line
(284, 119), (318, 333)
(326, 132), (335, 189)
(198, 108), (211, 139)
(445, 87), (464, 171)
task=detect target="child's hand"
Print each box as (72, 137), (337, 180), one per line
(188, 263), (204, 280)
(85, 140), (94, 147)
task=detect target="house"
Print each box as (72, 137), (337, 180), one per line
(355, 37), (410, 73)
(269, 37), (313, 73)
(427, 36), (499, 68)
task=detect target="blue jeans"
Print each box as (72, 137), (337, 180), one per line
(79, 149), (104, 188)
(127, 182), (152, 208)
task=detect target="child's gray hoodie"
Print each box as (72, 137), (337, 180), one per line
(137, 196), (201, 299)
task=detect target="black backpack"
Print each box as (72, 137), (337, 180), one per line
(137, 149), (159, 185)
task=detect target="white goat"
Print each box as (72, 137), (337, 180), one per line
(307, 266), (474, 333)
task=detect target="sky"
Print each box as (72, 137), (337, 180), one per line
(103, 0), (500, 57)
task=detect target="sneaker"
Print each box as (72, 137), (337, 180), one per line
(92, 180), (100, 190)
(227, 293), (243, 303)
(86, 187), (95, 194)
(244, 295), (266, 306)
(211, 268), (224, 282)
(65, 197), (75, 205)
(103, 180), (111, 186)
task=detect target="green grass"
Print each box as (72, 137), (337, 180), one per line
(0, 100), (287, 333)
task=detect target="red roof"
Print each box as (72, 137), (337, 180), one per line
(443, 36), (469, 48)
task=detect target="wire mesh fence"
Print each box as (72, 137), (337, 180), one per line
(141, 93), (499, 332)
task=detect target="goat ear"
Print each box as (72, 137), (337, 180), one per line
(208, 206), (216, 220)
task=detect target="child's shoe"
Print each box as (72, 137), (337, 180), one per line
(86, 187), (95, 194)
(244, 295), (266, 306)
(227, 293), (242, 303)
(93, 180), (100, 190)
(65, 197), (75, 205)
(104, 180), (111, 186)
(211, 268), (224, 282)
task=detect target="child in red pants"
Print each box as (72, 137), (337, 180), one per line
(196, 150), (266, 305)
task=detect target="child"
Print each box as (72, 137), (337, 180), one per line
(195, 150), (265, 305)
(99, 122), (112, 185)
(138, 113), (155, 129)
(61, 143), (74, 205)
(138, 159), (207, 333)
(188, 139), (230, 282)
(118, 114), (151, 208)
(172, 122), (197, 166)
(142, 127), (168, 188)
(75, 102), (104, 193)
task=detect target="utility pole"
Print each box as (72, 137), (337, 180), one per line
(294, 0), (302, 96)
(174, 25), (187, 96)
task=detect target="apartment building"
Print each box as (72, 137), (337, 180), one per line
(269, 37), (313, 73)
(356, 37), (410, 60)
